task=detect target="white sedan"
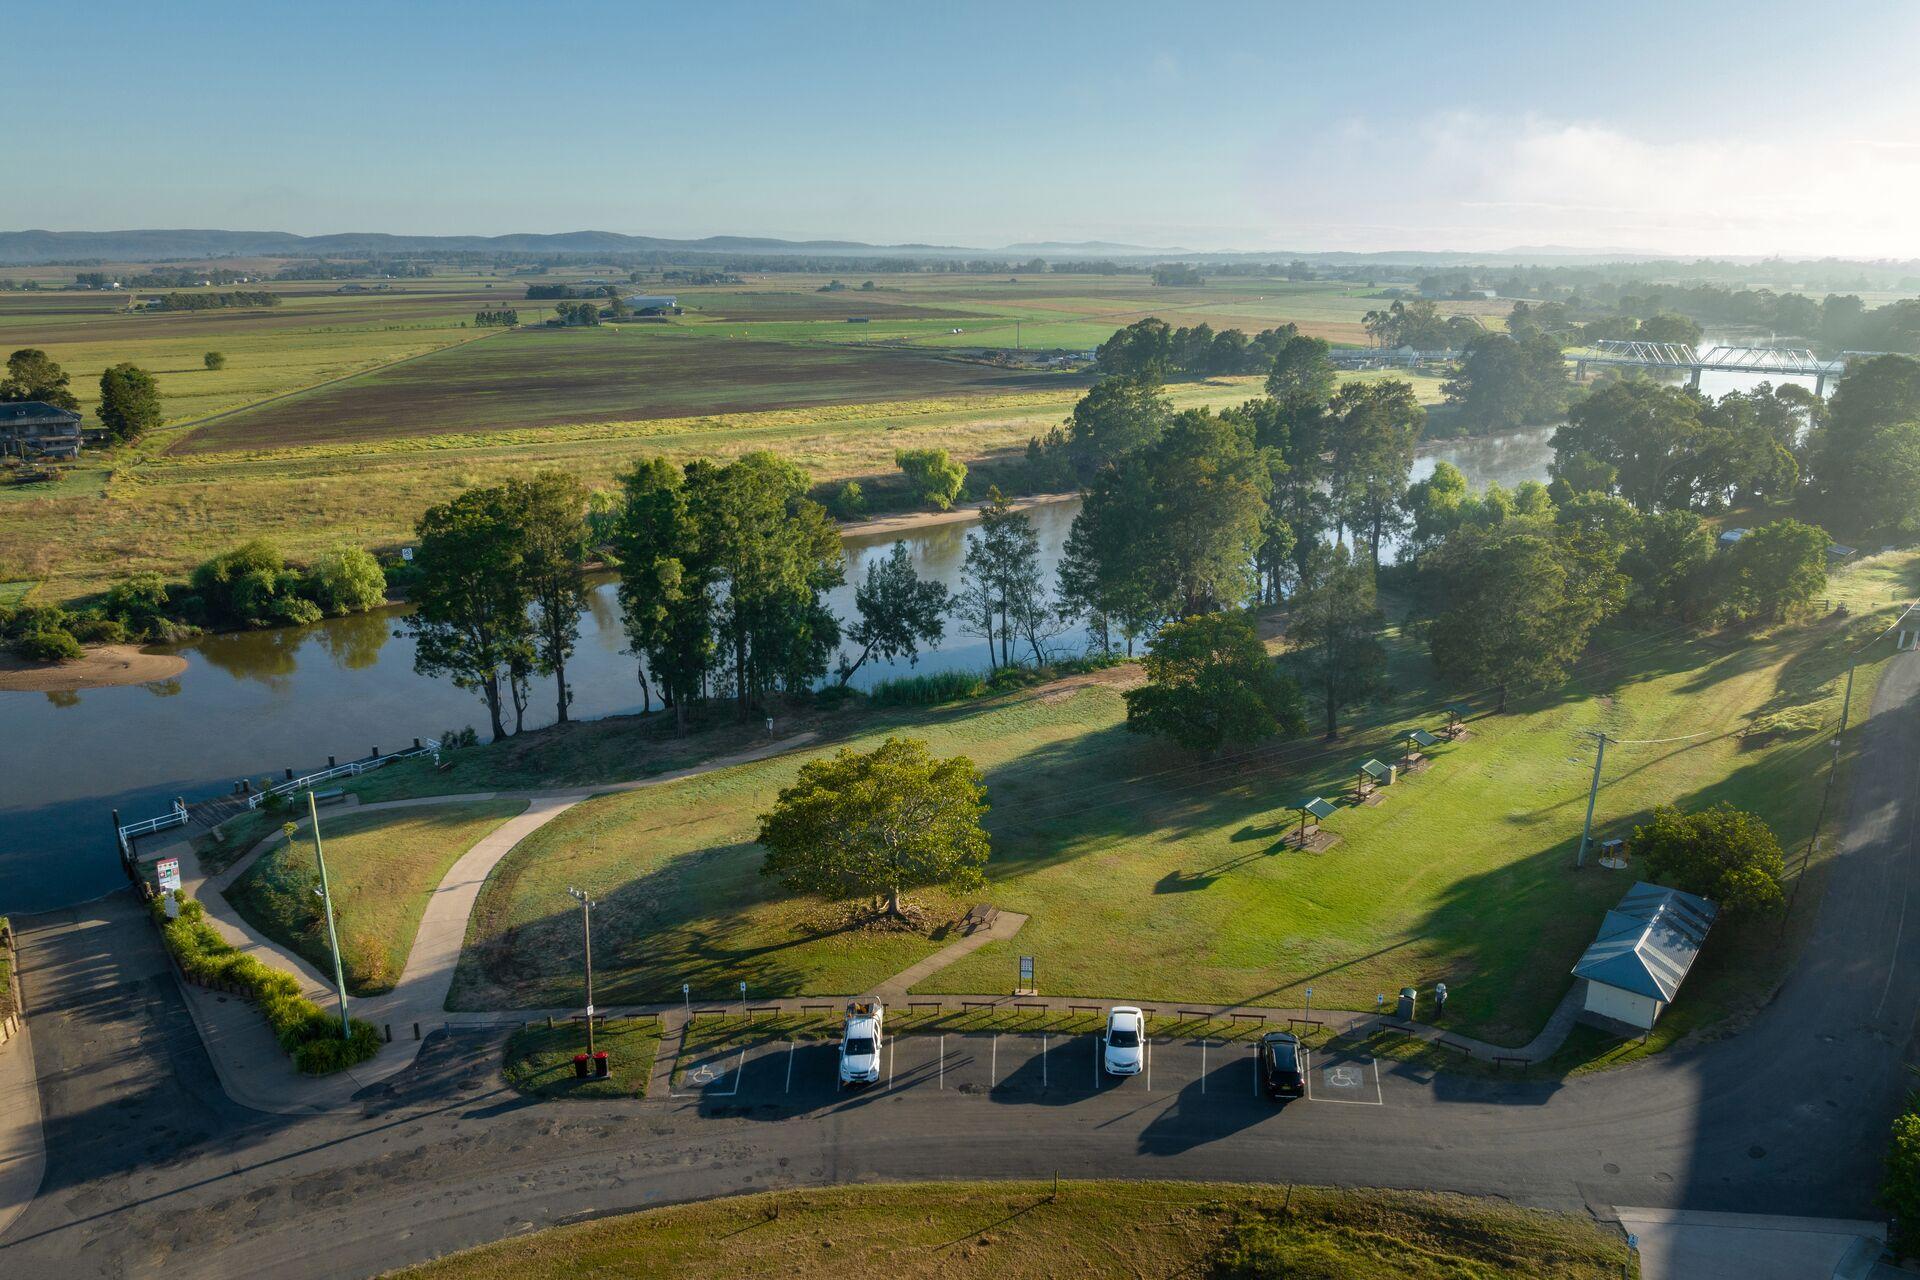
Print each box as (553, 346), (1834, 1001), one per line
(1102, 1006), (1145, 1076)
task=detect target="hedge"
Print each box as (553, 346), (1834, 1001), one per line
(150, 893), (380, 1074)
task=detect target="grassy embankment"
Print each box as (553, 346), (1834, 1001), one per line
(439, 553), (1916, 1061)
(0, 271), (1456, 603)
(389, 1180), (1635, 1280)
(502, 1018), (662, 1099)
(224, 799), (525, 995)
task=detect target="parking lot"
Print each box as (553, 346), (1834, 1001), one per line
(671, 1031), (1392, 1113)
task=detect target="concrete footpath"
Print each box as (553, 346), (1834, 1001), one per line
(0, 1016), (45, 1241)
(1615, 1207), (1896, 1280)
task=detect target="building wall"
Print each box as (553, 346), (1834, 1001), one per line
(1583, 982), (1662, 1030)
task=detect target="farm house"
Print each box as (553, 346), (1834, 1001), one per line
(1571, 881), (1718, 1033)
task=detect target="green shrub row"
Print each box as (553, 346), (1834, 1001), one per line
(865, 669), (986, 706)
(149, 892), (380, 1074)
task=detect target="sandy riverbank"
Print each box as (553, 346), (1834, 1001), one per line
(837, 491), (1077, 541)
(0, 645), (188, 693)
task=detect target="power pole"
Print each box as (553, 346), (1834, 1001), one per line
(1575, 732), (1608, 868)
(567, 887), (597, 1056)
(303, 792), (351, 1040)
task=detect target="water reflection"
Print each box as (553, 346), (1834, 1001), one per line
(44, 689), (78, 709)
(317, 609), (393, 671)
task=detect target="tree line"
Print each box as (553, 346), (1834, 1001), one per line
(473, 309), (518, 327)
(1094, 317), (1313, 380)
(1, 348), (161, 444)
(149, 290), (281, 311)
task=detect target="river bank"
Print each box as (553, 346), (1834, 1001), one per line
(0, 644), (187, 693)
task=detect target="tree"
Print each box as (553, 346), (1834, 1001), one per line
(303, 545), (386, 616)
(507, 471), (592, 723)
(1401, 460), (1470, 554)
(839, 540), (949, 684)
(1286, 546), (1386, 737)
(1886, 1110), (1920, 1260)
(1442, 332), (1570, 432)
(895, 447), (967, 511)
(1423, 523), (1606, 712)
(191, 538), (322, 628)
(1620, 508), (1715, 621)
(97, 363), (162, 443)
(1329, 379), (1422, 567)
(1812, 356), (1920, 533)
(403, 486), (533, 741)
(203, 351), (226, 371)
(612, 457), (715, 733)
(1551, 380), (1703, 512)
(1851, 419), (1920, 537)
(1632, 802), (1786, 914)
(1716, 518), (1830, 623)
(0, 348), (79, 410)
(757, 736), (989, 919)
(1063, 376), (1171, 477)
(953, 490), (1047, 668)
(1095, 317), (1173, 379)
(1125, 611), (1304, 753)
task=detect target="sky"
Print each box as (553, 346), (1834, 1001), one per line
(12, 0), (1920, 258)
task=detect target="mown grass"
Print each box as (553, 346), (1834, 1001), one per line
(388, 1180), (1635, 1280)
(502, 1017), (662, 1100)
(445, 584), (1910, 1054)
(225, 799), (525, 995)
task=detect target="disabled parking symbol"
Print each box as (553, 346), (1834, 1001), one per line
(1327, 1065), (1363, 1090)
(690, 1064), (717, 1084)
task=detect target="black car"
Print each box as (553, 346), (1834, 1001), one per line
(1258, 1031), (1305, 1099)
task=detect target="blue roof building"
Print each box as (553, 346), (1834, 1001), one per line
(1572, 881), (1718, 1031)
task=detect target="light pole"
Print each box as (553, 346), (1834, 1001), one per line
(682, 982), (691, 1023)
(567, 887), (597, 1057)
(1304, 986), (1312, 1028)
(296, 792), (350, 1040)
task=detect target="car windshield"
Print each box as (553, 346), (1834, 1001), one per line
(1109, 1028), (1139, 1048)
(1271, 1044), (1297, 1071)
(846, 1037), (875, 1057)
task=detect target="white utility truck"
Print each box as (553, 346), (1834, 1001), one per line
(839, 999), (884, 1087)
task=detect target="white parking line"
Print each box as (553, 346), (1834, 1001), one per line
(1201, 1037), (1207, 1093)
(1146, 1034), (1153, 1090)
(1092, 1035), (1099, 1089)
(1041, 1033), (1048, 1088)
(991, 1033), (998, 1088)
(939, 1034), (945, 1090)
(785, 1039), (795, 1093)
(672, 1047), (747, 1099)
(1302, 1047), (1311, 1101)
(1309, 1054), (1385, 1105)
(886, 1035), (894, 1090)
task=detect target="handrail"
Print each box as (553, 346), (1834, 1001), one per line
(117, 801), (188, 840)
(243, 740), (440, 809)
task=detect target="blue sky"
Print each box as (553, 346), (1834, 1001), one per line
(13, 1), (1920, 255)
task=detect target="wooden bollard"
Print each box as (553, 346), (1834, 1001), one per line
(383, 1024), (392, 1043)
(413, 1021), (420, 1040)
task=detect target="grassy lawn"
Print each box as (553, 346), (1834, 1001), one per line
(226, 799), (525, 994)
(448, 578), (1912, 1052)
(502, 1018), (661, 1100)
(389, 1180), (1635, 1280)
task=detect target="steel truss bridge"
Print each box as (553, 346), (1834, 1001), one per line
(1568, 340), (1848, 393)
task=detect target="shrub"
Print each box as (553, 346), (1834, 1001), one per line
(866, 669), (985, 706)
(13, 628), (83, 662)
(203, 351), (226, 370)
(1632, 802), (1787, 914)
(1886, 1104), (1920, 1258)
(67, 614), (128, 645)
(103, 572), (178, 640)
(832, 480), (866, 519)
(303, 544), (387, 616)
(149, 894), (379, 1074)
(895, 447), (967, 511)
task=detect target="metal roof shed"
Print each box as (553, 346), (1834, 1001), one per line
(1572, 881), (1718, 1031)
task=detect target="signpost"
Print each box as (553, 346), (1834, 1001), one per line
(155, 857), (181, 894)
(1017, 955), (1036, 995)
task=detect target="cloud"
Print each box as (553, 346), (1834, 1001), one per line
(1247, 112), (1920, 257)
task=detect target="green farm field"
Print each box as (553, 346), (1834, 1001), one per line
(445, 565), (1913, 1049)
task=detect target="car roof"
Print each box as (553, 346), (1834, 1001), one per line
(1261, 1030), (1300, 1045)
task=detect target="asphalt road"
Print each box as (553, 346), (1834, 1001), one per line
(2, 649), (1913, 1279)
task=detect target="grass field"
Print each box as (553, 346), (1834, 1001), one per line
(445, 565), (1913, 1049)
(501, 1018), (662, 1100)
(388, 1180), (1635, 1279)
(225, 799), (525, 995)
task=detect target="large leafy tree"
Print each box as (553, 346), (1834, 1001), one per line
(1632, 802), (1786, 914)
(1285, 545), (1386, 738)
(506, 470), (592, 724)
(1063, 375), (1171, 478)
(303, 544), (387, 616)
(1442, 332), (1571, 432)
(1094, 317), (1173, 380)
(612, 457), (714, 732)
(839, 540), (949, 684)
(1551, 380), (1704, 512)
(894, 447), (967, 511)
(1329, 379), (1423, 567)
(403, 486), (533, 741)
(1422, 523), (1606, 712)
(953, 489), (1049, 668)
(1715, 518), (1830, 623)
(757, 737), (989, 919)
(97, 363), (162, 443)
(0, 348), (79, 410)
(1125, 611), (1304, 754)
(1813, 355), (1920, 533)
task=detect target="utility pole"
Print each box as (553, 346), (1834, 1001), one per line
(302, 793), (351, 1040)
(567, 887), (597, 1056)
(1836, 663), (1856, 743)
(1576, 732), (1609, 868)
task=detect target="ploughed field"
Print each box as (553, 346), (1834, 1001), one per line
(172, 328), (1079, 453)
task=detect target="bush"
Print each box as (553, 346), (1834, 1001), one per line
(1887, 1104), (1920, 1258)
(866, 669), (985, 706)
(895, 447), (967, 511)
(1632, 802), (1787, 914)
(149, 894), (380, 1074)
(303, 544), (387, 615)
(12, 628), (83, 663)
(103, 572), (176, 640)
(831, 480), (866, 519)
(203, 351), (226, 370)
(67, 614), (128, 645)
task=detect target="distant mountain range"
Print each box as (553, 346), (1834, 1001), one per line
(0, 228), (1193, 266)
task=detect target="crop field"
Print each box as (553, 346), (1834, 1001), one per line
(445, 580), (1908, 1050)
(173, 327), (1081, 452)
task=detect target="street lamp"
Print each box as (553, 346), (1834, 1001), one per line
(566, 887), (597, 1057)
(294, 792), (350, 1041)
(1304, 986), (1313, 1027)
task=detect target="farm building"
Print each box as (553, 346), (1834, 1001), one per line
(0, 401), (83, 459)
(1571, 881), (1718, 1032)
(621, 294), (678, 315)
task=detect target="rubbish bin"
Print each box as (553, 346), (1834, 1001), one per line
(593, 1050), (610, 1079)
(573, 1053), (590, 1079)
(1396, 987), (1417, 1022)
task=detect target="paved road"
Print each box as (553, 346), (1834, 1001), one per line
(2, 650), (1913, 1278)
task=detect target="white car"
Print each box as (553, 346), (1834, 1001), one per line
(839, 999), (883, 1087)
(1102, 1006), (1145, 1076)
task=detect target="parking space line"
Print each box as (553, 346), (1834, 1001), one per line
(1146, 1034), (1153, 1090)
(886, 1035), (894, 1090)
(1200, 1038), (1207, 1093)
(939, 1034), (945, 1090)
(1303, 1048), (1312, 1101)
(1041, 1033), (1048, 1088)
(1252, 1046), (1259, 1097)
(991, 1033), (998, 1089)
(785, 1039), (795, 1093)
(1308, 1054), (1385, 1106)
(1372, 1056), (1384, 1105)
(1092, 1035), (1098, 1089)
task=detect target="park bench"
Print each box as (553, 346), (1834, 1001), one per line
(961, 903), (1000, 935)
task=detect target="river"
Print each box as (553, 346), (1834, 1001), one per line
(2, 386), (1801, 913)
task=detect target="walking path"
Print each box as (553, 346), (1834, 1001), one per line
(0, 1019), (44, 1242)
